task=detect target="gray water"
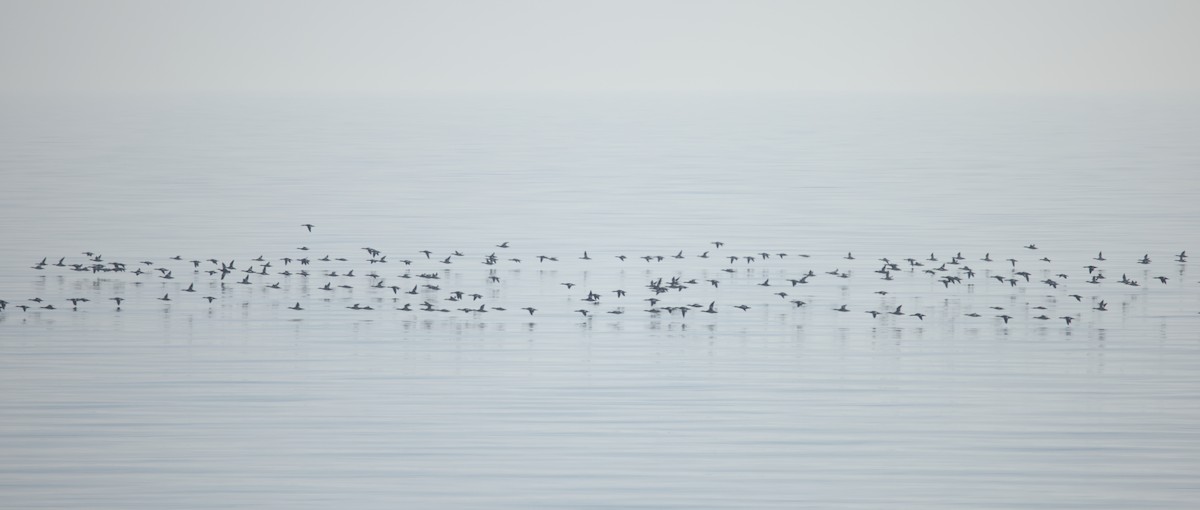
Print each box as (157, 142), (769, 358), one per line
(2, 93), (1199, 508)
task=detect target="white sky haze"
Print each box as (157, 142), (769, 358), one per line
(2, 0), (1198, 96)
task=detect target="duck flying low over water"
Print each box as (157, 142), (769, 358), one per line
(7, 236), (1192, 329)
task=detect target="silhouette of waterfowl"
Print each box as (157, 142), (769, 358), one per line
(11, 233), (1189, 329)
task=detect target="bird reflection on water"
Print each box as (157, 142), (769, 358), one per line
(3, 227), (1193, 334)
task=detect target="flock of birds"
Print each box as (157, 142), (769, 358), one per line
(1, 224), (1194, 329)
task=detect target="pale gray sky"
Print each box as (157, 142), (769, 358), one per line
(2, 0), (1198, 96)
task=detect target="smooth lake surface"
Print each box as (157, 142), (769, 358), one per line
(2, 93), (1199, 508)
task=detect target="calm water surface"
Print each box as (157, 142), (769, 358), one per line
(1, 93), (1199, 508)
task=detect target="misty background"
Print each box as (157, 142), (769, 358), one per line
(2, 1), (1199, 255)
(5, 3), (1200, 509)
(2, 0), (1199, 97)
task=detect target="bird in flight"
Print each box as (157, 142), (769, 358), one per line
(302, 224), (314, 232)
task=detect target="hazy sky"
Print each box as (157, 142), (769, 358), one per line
(2, 0), (1198, 96)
